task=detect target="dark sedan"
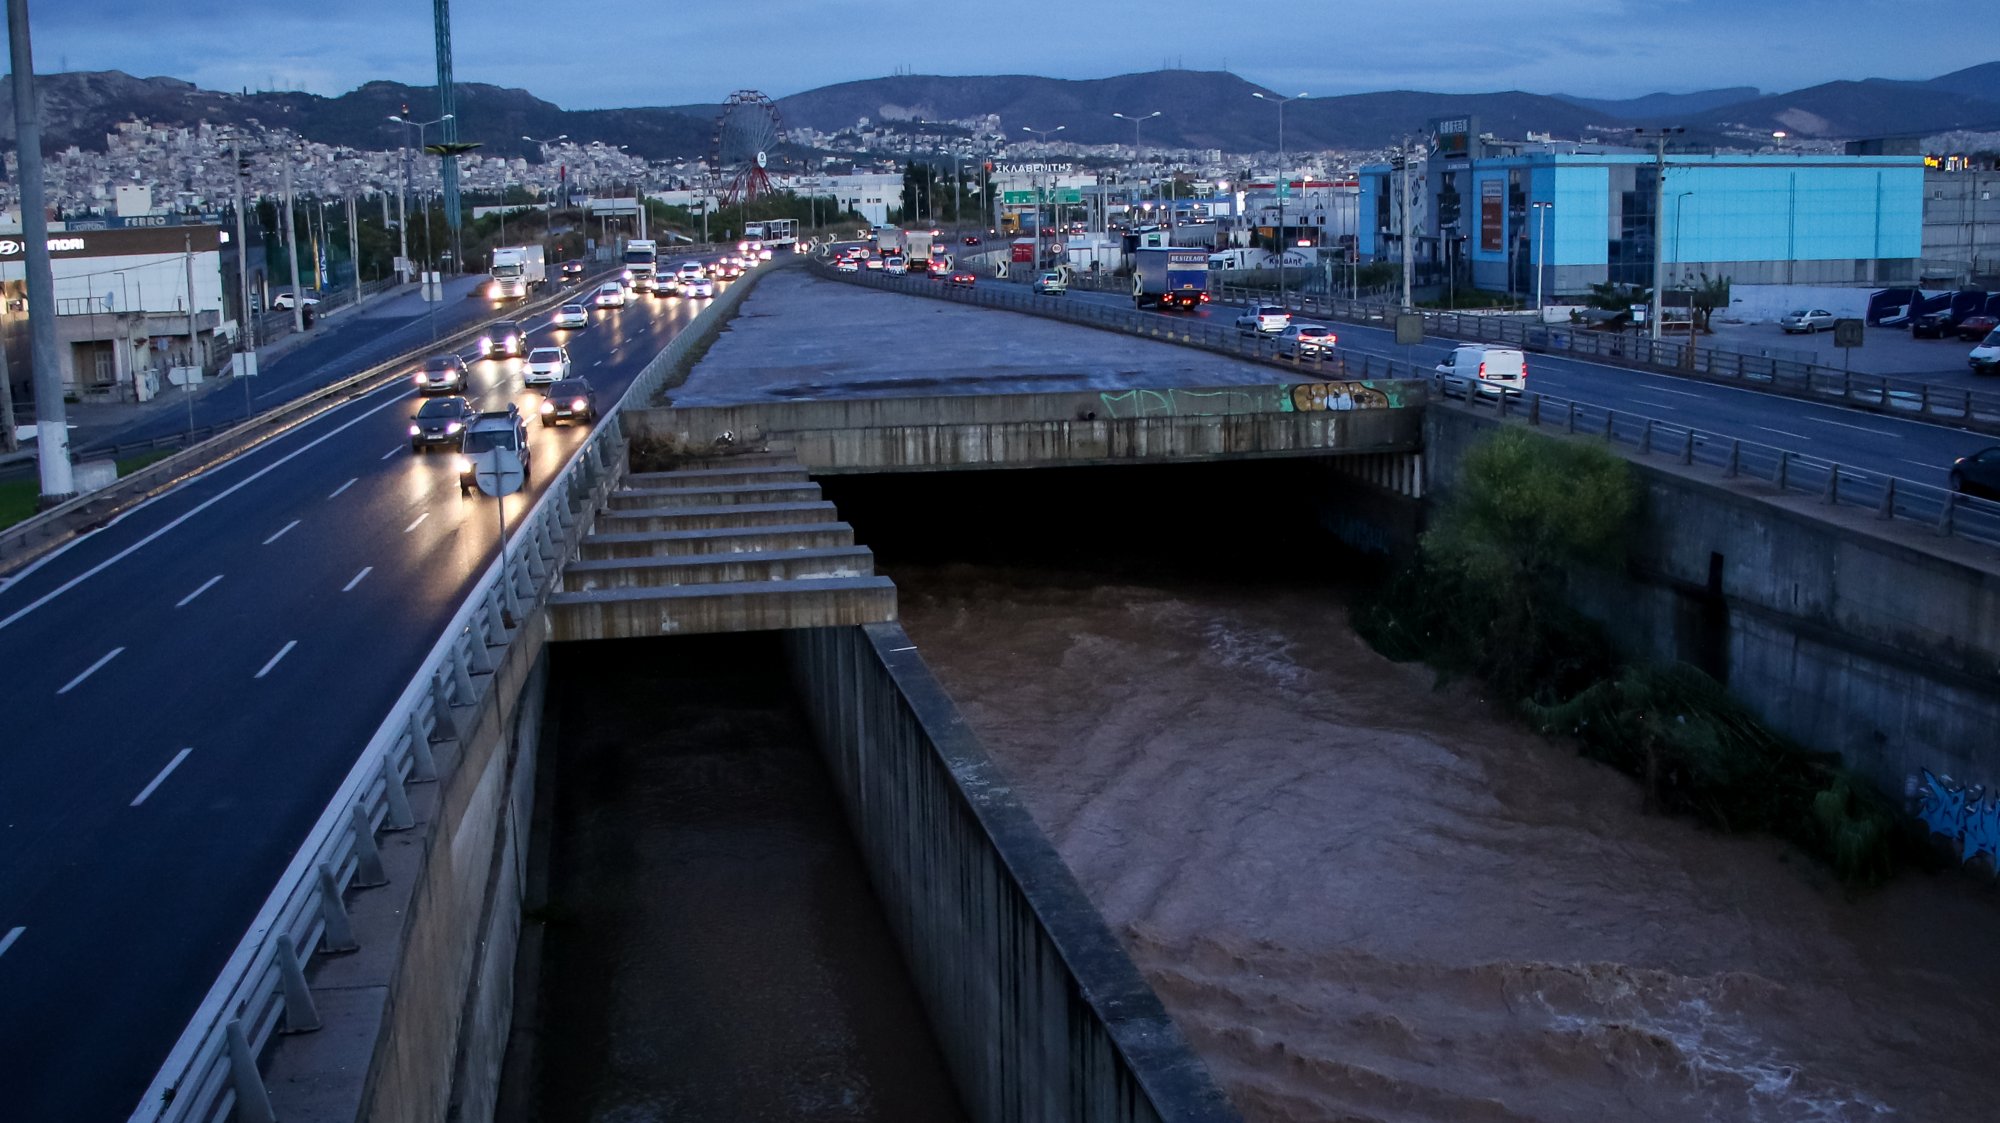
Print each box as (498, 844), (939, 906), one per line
(410, 395), (475, 451)
(538, 377), (598, 426)
(1956, 314), (1999, 342)
(1912, 311), (1956, 339)
(1951, 447), (2000, 500)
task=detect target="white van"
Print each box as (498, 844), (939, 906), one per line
(1435, 345), (1527, 398)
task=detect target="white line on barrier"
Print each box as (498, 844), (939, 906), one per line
(176, 574), (224, 608)
(130, 748), (194, 807)
(1810, 416), (1897, 436)
(1759, 426), (1811, 442)
(405, 513), (429, 533)
(262, 520), (300, 545)
(343, 566), (372, 592)
(1905, 459), (1945, 471)
(58, 647), (125, 695)
(0, 927), (21, 958)
(328, 478), (358, 499)
(255, 640), (297, 680)
(380, 446), (401, 460)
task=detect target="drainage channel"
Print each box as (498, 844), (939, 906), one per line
(502, 632), (967, 1122)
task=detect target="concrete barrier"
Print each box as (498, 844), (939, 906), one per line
(783, 623), (1239, 1123)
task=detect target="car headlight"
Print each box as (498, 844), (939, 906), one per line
(540, 400), (555, 413)
(414, 373), (427, 385)
(478, 336), (492, 350)
(409, 424), (421, 436)
(446, 421), (462, 433)
(572, 398), (588, 410)
(457, 456), (473, 473)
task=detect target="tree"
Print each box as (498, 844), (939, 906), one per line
(1582, 279), (1649, 312)
(1688, 272), (1732, 333)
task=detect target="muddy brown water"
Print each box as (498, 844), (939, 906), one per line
(891, 562), (2000, 1123)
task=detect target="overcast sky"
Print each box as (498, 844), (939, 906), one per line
(27, 0), (1989, 109)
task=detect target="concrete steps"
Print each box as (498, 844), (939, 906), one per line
(552, 455), (894, 639)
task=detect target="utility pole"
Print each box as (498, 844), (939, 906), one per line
(281, 148), (305, 334)
(8, 0), (71, 502)
(1637, 126), (1684, 342)
(1530, 200), (1552, 317)
(1400, 140), (1419, 312)
(347, 193), (361, 304)
(396, 113), (412, 281)
(1254, 91), (1307, 307)
(230, 134), (257, 358)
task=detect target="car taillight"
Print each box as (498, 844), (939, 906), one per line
(1199, 293), (1210, 302)
(1478, 361), (1488, 379)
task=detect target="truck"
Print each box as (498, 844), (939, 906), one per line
(621, 239), (659, 292)
(1133, 247), (1210, 311)
(872, 226), (906, 258)
(487, 245), (546, 302)
(905, 229), (934, 264)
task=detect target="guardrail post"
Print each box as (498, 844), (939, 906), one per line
(430, 672), (462, 742)
(1823, 465), (1841, 504)
(1639, 419), (1653, 454)
(1498, 391), (1512, 419)
(276, 933), (322, 1033)
(405, 717), (438, 782)
(1965, 389), (1974, 419)
(1603, 409), (1617, 441)
(1937, 494), (1957, 536)
(1920, 384), (1931, 414)
(349, 804), (388, 887)
(1528, 394), (1542, 426)
(1680, 429), (1695, 465)
(1842, 371), (1852, 399)
(1878, 477), (1897, 519)
(1776, 451), (1790, 490)
(1566, 401), (1577, 433)
(485, 586), (510, 639)
(450, 643), (478, 700)
(227, 1018), (278, 1123)
(381, 756), (416, 831)
(316, 862), (359, 953)
(467, 618), (498, 674)
(526, 541), (550, 581)
(1726, 440), (1740, 478)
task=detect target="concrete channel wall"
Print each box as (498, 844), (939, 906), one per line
(626, 383), (1424, 475)
(784, 623), (1241, 1123)
(1426, 407), (2000, 795)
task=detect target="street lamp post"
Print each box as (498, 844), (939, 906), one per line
(1530, 200), (1553, 317)
(1253, 91), (1308, 308)
(389, 112), (452, 289)
(1112, 110), (1161, 215)
(522, 134), (567, 265)
(1635, 126), (1685, 341)
(1021, 124), (1065, 267)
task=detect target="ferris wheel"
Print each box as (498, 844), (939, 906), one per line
(710, 91), (784, 203)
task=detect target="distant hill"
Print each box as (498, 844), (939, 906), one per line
(1555, 87), (1762, 120)
(1681, 78), (2000, 138)
(1919, 61), (2000, 104)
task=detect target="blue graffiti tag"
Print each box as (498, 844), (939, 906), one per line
(1915, 769), (2000, 870)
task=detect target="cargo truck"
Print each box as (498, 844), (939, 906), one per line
(487, 245), (546, 301)
(905, 229), (934, 264)
(622, 239), (659, 292)
(1133, 247), (1211, 311)
(873, 227), (906, 258)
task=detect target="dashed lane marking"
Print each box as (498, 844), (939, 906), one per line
(58, 647), (125, 696)
(129, 748), (194, 807)
(255, 640), (298, 680)
(342, 566), (373, 592)
(262, 520), (300, 545)
(175, 574), (223, 608)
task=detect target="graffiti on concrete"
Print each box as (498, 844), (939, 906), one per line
(1284, 381), (1400, 412)
(1914, 768), (2000, 870)
(1094, 386), (1284, 419)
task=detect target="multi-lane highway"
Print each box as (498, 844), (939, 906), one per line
(0, 270), (717, 1122)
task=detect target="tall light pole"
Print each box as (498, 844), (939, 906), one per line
(1635, 126), (1684, 341)
(390, 112), (452, 282)
(1253, 91), (1308, 307)
(1022, 124), (1064, 266)
(1112, 110), (1161, 214)
(10, 0), (70, 496)
(280, 147), (305, 334)
(229, 135), (258, 361)
(1530, 199), (1552, 316)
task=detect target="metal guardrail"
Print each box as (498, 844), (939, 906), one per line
(125, 253), (777, 1123)
(1209, 284), (2000, 435)
(812, 255), (2000, 551)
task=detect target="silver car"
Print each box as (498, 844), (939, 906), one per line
(1779, 308), (1838, 333)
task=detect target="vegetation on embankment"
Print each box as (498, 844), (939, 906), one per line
(1353, 427), (1913, 885)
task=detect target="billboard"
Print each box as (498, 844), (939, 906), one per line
(1479, 179), (1503, 253)
(1431, 115), (1475, 158)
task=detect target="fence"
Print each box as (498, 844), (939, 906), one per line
(812, 255), (2000, 551)
(123, 252), (777, 1123)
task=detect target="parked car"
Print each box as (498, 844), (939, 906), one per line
(1951, 447), (2000, 500)
(523, 346), (571, 385)
(1032, 271), (1068, 295)
(414, 353), (468, 394)
(538, 377), (599, 426)
(1274, 323), (1339, 358)
(1235, 305), (1291, 334)
(1956, 314), (1999, 342)
(1778, 308), (1838, 333)
(1434, 345), (1528, 398)
(478, 319), (526, 358)
(594, 282), (627, 308)
(409, 395), (475, 452)
(552, 303), (589, 330)
(1971, 330), (2000, 375)
(457, 406), (531, 496)
(269, 292), (321, 311)
(1912, 310), (1956, 339)
(948, 271), (977, 288)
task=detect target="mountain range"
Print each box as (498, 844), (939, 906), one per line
(3, 62), (1998, 163)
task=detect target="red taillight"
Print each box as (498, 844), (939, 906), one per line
(1199, 292), (1210, 303)
(1478, 361), (1488, 379)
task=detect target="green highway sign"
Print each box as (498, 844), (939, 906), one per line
(1053, 188), (1082, 204)
(1002, 191), (1035, 204)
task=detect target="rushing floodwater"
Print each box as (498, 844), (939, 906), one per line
(517, 634), (967, 1123)
(887, 557), (2000, 1123)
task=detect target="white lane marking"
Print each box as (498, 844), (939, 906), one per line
(592, 359), (603, 367)
(262, 519), (300, 545)
(1809, 415), (1897, 436)
(58, 646), (125, 695)
(1638, 385), (1706, 399)
(1758, 426), (1811, 442)
(380, 446), (401, 460)
(255, 640), (298, 679)
(1628, 398), (1680, 411)
(0, 927), (21, 958)
(175, 574), (224, 608)
(1906, 458), (1946, 471)
(342, 566), (373, 592)
(129, 747), (194, 807)
(404, 512), (429, 533)
(328, 478), (358, 499)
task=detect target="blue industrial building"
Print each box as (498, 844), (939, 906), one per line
(1358, 141), (1926, 298)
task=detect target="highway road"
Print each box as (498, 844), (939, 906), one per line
(0, 271), (720, 1122)
(1044, 282), (1997, 489)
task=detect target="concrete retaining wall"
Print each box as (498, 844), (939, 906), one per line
(1425, 407), (2000, 792)
(783, 623), (1239, 1123)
